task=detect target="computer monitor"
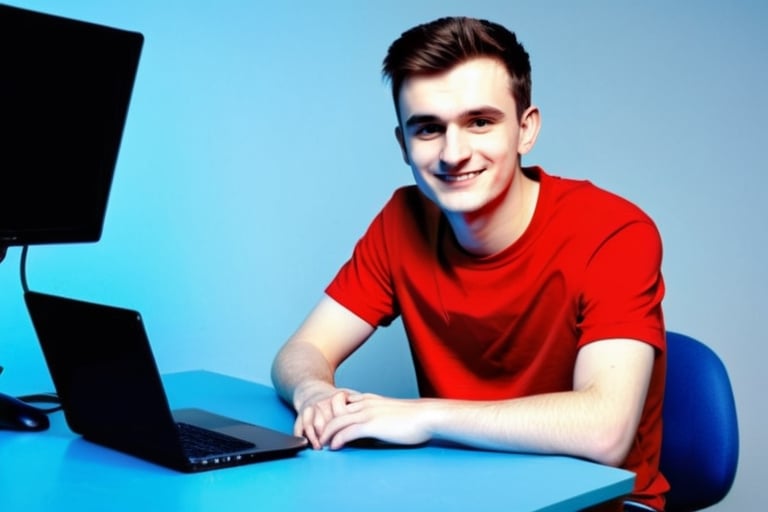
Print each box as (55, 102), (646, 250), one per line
(0, 4), (144, 430)
(0, 4), (143, 254)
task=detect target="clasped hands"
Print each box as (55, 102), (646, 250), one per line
(294, 382), (434, 450)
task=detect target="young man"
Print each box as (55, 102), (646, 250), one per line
(271, 17), (668, 511)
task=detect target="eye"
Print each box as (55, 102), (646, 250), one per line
(471, 118), (492, 129)
(414, 123), (444, 139)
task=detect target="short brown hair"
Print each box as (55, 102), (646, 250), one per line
(382, 17), (532, 121)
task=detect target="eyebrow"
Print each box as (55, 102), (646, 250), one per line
(404, 106), (506, 128)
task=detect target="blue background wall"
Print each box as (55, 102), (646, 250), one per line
(1, 1), (764, 509)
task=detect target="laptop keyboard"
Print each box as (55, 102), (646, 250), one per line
(177, 422), (256, 458)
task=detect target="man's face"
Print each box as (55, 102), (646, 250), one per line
(396, 57), (534, 215)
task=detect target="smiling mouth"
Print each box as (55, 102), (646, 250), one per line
(436, 170), (484, 183)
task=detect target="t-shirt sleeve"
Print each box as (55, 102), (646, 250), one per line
(325, 202), (400, 328)
(578, 220), (666, 350)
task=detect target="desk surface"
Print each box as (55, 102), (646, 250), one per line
(0, 371), (634, 511)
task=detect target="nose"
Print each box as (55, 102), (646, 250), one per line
(440, 125), (471, 171)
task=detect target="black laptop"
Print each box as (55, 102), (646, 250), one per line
(24, 291), (307, 472)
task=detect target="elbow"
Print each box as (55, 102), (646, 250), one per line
(270, 345), (296, 405)
(592, 444), (630, 468)
(270, 348), (284, 390)
(585, 422), (635, 467)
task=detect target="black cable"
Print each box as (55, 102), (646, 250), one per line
(0, 368), (61, 415)
(20, 244), (29, 293)
(0, 245), (63, 416)
(18, 393), (62, 413)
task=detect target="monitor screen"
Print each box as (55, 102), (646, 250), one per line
(0, 5), (143, 248)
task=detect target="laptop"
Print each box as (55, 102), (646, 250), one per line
(24, 291), (308, 472)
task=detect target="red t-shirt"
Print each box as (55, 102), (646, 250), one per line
(326, 167), (669, 510)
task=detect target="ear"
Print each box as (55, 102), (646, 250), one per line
(395, 126), (410, 165)
(517, 105), (541, 156)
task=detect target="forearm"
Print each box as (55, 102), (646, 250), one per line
(271, 295), (376, 413)
(426, 340), (653, 466)
(271, 340), (337, 411)
(327, 340), (653, 466)
(272, 336), (366, 449)
(426, 389), (635, 466)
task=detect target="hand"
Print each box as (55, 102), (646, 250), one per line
(293, 382), (359, 449)
(319, 393), (435, 450)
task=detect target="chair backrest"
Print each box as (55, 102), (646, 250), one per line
(660, 332), (739, 511)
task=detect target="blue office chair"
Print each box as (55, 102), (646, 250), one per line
(660, 332), (739, 511)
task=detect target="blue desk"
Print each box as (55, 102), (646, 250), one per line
(0, 371), (634, 511)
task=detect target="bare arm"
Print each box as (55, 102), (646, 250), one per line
(271, 295), (655, 465)
(319, 338), (655, 466)
(270, 294), (376, 447)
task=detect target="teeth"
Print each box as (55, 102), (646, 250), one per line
(440, 171), (481, 182)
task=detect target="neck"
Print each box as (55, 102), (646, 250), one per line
(445, 170), (539, 257)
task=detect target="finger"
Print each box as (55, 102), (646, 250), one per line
(344, 401), (363, 413)
(299, 407), (323, 450)
(328, 422), (366, 451)
(315, 399), (336, 424)
(293, 415), (303, 437)
(330, 390), (349, 416)
(319, 409), (367, 448)
(346, 392), (379, 403)
(312, 404), (329, 434)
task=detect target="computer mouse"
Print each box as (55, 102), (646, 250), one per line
(0, 392), (50, 432)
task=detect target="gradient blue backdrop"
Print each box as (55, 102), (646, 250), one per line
(1, 1), (765, 510)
